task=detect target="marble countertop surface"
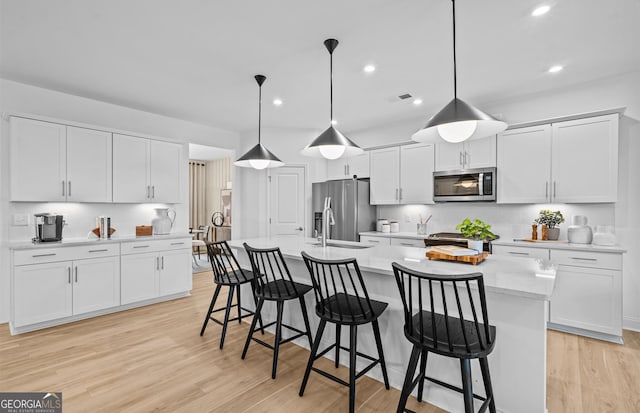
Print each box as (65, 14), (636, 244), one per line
(8, 233), (192, 250)
(228, 236), (556, 301)
(491, 239), (626, 254)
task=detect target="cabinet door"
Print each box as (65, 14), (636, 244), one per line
(551, 114), (618, 203)
(159, 249), (192, 296)
(13, 261), (73, 327)
(491, 245), (549, 260)
(359, 235), (390, 246)
(113, 134), (150, 203)
(326, 159), (346, 180)
(150, 140), (182, 203)
(400, 143), (434, 204)
(369, 147), (400, 205)
(435, 142), (464, 171)
(72, 256), (120, 315)
(121, 253), (158, 304)
(66, 127), (113, 202)
(550, 265), (622, 336)
(497, 125), (551, 203)
(390, 238), (425, 248)
(10, 117), (66, 202)
(465, 135), (496, 168)
(348, 152), (370, 178)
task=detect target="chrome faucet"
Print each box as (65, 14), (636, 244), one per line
(322, 196), (335, 247)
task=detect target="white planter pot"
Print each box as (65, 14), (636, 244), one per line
(467, 239), (483, 253)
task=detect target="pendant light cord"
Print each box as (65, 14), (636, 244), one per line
(258, 82), (262, 144)
(452, 0), (457, 99)
(330, 49), (333, 123)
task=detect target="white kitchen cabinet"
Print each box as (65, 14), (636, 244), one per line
(326, 152), (370, 180)
(491, 245), (549, 260)
(13, 261), (73, 327)
(370, 147), (400, 204)
(66, 126), (113, 202)
(435, 136), (496, 171)
(497, 113), (618, 204)
(359, 235), (390, 245)
(72, 256), (120, 314)
(121, 252), (159, 304)
(370, 144), (435, 205)
(113, 134), (183, 203)
(159, 248), (193, 295)
(390, 238), (425, 248)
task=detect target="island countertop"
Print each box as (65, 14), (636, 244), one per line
(227, 236), (556, 301)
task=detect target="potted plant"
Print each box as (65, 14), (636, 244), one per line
(534, 209), (564, 240)
(455, 218), (496, 253)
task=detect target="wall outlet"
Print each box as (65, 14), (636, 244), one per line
(12, 214), (30, 226)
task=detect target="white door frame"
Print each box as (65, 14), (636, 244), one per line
(266, 164), (308, 238)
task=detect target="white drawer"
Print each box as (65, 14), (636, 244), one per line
(14, 243), (120, 266)
(359, 236), (390, 246)
(492, 245), (549, 260)
(390, 238), (425, 248)
(550, 249), (622, 270)
(120, 238), (192, 255)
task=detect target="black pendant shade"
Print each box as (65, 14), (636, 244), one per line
(235, 74), (284, 169)
(411, 0), (507, 144)
(302, 38), (363, 160)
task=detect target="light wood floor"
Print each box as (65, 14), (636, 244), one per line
(1, 270), (639, 412)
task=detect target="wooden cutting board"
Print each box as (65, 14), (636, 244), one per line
(426, 251), (489, 265)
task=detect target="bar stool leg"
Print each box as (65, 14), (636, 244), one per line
(250, 280), (265, 334)
(241, 297), (264, 359)
(460, 358), (474, 413)
(396, 345), (421, 413)
(371, 319), (390, 390)
(417, 349), (428, 402)
(335, 324), (341, 368)
(200, 284), (221, 336)
(349, 325), (358, 413)
(300, 319), (327, 396)
(272, 300), (285, 379)
(298, 295), (313, 348)
(219, 285), (236, 349)
(479, 357), (497, 413)
(236, 283), (242, 324)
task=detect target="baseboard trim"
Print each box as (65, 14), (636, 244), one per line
(623, 317), (640, 332)
(547, 322), (623, 344)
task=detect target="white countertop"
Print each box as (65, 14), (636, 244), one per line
(359, 231), (426, 240)
(228, 236), (556, 301)
(9, 233), (192, 250)
(492, 239), (626, 254)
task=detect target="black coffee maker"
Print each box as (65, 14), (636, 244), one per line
(34, 213), (64, 242)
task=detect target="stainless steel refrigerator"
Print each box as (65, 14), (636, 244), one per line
(312, 178), (376, 242)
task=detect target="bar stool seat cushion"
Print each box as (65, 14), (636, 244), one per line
(316, 293), (388, 325)
(407, 311), (496, 359)
(256, 279), (312, 300)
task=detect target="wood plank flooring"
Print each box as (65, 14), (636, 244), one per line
(1, 270), (639, 412)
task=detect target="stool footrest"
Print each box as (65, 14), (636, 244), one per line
(208, 306), (257, 326)
(425, 375), (487, 402)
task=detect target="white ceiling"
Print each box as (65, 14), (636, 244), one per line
(1, 0), (639, 134)
(189, 143), (233, 161)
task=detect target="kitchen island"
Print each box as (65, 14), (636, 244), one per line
(227, 237), (556, 413)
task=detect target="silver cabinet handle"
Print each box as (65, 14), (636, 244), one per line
(170, 242), (185, 246)
(399, 188), (403, 201)
(89, 249), (108, 253)
(68, 267), (71, 284)
(570, 257), (597, 261)
(367, 240), (380, 243)
(545, 182), (549, 200)
(133, 245), (150, 249)
(344, 164), (347, 176)
(347, 164), (350, 176)
(68, 181), (71, 197)
(400, 242), (415, 246)
(464, 151), (469, 167)
(146, 185), (150, 199)
(32, 253), (56, 258)
(156, 257), (159, 270)
(75, 266), (78, 283)
(553, 181), (557, 200)
(161, 256), (164, 270)
(508, 251), (530, 256)
(62, 181), (66, 197)
(152, 186), (155, 199)
(395, 188), (399, 200)
(459, 151), (463, 166)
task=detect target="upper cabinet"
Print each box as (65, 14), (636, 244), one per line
(497, 113), (618, 204)
(370, 143), (434, 205)
(113, 134), (183, 203)
(435, 135), (496, 171)
(326, 152), (370, 180)
(10, 117), (112, 202)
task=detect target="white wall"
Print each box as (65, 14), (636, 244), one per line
(0, 79), (240, 324)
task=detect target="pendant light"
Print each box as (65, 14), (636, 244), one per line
(235, 75), (284, 170)
(302, 39), (363, 160)
(411, 0), (507, 144)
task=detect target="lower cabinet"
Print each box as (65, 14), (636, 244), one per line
(359, 235), (425, 248)
(359, 235), (390, 245)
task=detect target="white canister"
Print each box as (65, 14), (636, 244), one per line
(567, 215), (593, 244)
(377, 219), (389, 232)
(381, 224), (391, 233)
(390, 221), (400, 233)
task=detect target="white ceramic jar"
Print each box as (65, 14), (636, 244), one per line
(390, 221), (400, 233)
(377, 219), (389, 232)
(152, 208), (176, 235)
(567, 215), (593, 244)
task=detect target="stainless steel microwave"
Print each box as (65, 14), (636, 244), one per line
(433, 167), (496, 202)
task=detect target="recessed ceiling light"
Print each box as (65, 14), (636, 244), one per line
(273, 98), (283, 106)
(331, 119), (338, 125)
(413, 99), (423, 106)
(548, 65), (563, 73)
(532, 5), (551, 17)
(363, 64), (376, 73)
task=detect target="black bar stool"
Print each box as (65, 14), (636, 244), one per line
(299, 252), (390, 413)
(391, 262), (497, 413)
(241, 243), (314, 379)
(199, 241), (263, 349)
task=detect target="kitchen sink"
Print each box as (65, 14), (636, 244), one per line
(308, 242), (373, 249)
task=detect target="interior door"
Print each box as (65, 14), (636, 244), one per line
(66, 126), (113, 202)
(268, 166), (306, 237)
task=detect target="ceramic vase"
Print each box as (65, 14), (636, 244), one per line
(547, 227), (560, 240)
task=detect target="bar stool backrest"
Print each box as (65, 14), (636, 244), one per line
(206, 240), (250, 284)
(243, 243), (299, 297)
(391, 262), (492, 354)
(301, 252), (375, 322)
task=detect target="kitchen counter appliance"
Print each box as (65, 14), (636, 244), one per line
(424, 232), (498, 253)
(33, 213), (64, 243)
(433, 167), (496, 202)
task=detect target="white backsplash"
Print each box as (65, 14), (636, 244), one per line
(8, 202), (189, 242)
(376, 203), (616, 240)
